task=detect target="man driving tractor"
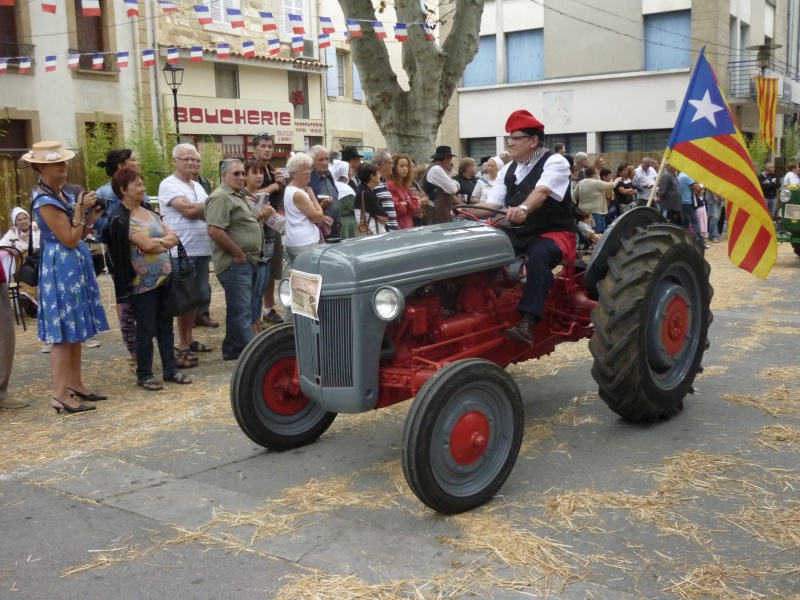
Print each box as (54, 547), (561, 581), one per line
(470, 109), (577, 344)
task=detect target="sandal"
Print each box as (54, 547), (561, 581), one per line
(189, 341), (213, 353)
(164, 371), (192, 385)
(175, 349), (198, 369)
(175, 347), (198, 361)
(137, 378), (164, 392)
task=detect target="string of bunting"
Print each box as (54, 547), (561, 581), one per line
(0, 3), (437, 69)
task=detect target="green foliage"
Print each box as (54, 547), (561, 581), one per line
(126, 91), (177, 196)
(83, 117), (118, 192)
(198, 138), (223, 187)
(782, 123), (799, 162)
(745, 131), (770, 172)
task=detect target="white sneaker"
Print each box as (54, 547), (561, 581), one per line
(41, 344), (52, 354)
(84, 339), (101, 348)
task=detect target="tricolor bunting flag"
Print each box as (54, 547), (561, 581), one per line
(68, 54), (80, 68)
(0, 0), (14, 6)
(319, 16), (335, 34)
(226, 8), (244, 28)
(123, 0), (138, 17)
(288, 13), (304, 34)
(318, 33), (331, 49)
(217, 42), (230, 58)
(158, 0), (178, 13)
(422, 23), (434, 41)
(167, 47), (179, 64)
(291, 36), (304, 54)
(194, 5), (211, 25)
(755, 76), (778, 151)
(92, 53), (104, 70)
(117, 51), (129, 67)
(191, 46), (203, 62)
(394, 23), (408, 42)
(260, 12), (277, 31)
(267, 38), (280, 56)
(82, 0), (100, 16)
(45, 56), (57, 72)
(242, 40), (255, 57)
(41, 0), (56, 13)
(665, 47), (776, 279)
(141, 49), (155, 67)
(346, 19), (362, 37)
(19, 57), (32, 73)
(0, 59), (7, 74)
(372, 21), (386, 39)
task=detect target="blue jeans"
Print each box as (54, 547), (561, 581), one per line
(592, 213), (607, 234)
(681, 203), (704, 245)
(171, 255), (212, 316)
(251, 262), (271, 325)
(706, 201), (721, 241)
(216, 261), (257, 359)
(765, 197), (776, 221)
(128, 285), (178, 381)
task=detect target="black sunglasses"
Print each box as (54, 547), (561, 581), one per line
(253, 132), (273, 143)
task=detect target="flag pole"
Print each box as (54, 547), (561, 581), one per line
(646, 152), (669, 208)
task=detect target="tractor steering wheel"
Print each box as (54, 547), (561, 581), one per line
(454, 205), (520, 229)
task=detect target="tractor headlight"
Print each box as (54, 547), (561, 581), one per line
(373, 286), (404, 321)
(278, 278), (292, 308)
(780, 189), (792, 204)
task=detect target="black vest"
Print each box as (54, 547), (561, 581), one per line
(504, 151), (576, 248)
(422, 164), (455, 203)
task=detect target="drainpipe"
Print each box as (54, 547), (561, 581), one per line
(148, 0), (162, 132)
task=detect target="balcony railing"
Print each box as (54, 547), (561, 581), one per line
(728, 58), (800, 104)
(0, 41), (36, 67)
(67, 48), (115, 72)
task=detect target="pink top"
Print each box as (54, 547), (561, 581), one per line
(386, 181), (419, 230)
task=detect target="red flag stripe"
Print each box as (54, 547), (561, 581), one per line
(727, 205), (745, 250)
(710, 135), (765, 198)
(738, 225), (774, 273)
(674, 140), (764, 203)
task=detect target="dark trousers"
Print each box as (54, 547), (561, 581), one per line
(681, 203), (704, 244)
(128, 285), (178, 381)
(515, 237), (563, 322)
(216, 261), (257, 359)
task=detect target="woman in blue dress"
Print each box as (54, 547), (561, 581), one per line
(24, 141), (109, 414)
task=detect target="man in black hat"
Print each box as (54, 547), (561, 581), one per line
(342, 146), (363, 192)
(421, 145), (461, 224)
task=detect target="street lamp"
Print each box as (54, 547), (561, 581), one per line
(162, 62), (184, 143)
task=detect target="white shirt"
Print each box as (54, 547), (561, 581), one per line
(425, 164), (459, 207)
(158, 175), (211, 257)
(486, 153), (570, 207)
(784, 171), (800, 187)
(284, 185), (320, 248)
(634, 166), (657, 199)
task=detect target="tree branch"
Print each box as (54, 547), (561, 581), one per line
(439, 0), (485, 107)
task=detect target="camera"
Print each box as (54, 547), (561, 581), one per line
(94, 195), (112, 211)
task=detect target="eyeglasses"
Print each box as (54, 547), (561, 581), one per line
(176, 157), (201, 163)
(228, 171), (246, 177)
(507, 135), (532, 143)
(253, 132), (273, 142)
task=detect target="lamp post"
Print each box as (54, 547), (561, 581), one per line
(162, 62), (184, 144)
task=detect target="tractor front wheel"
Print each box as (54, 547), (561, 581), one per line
(791, 242), (800, 257)
(230, 323), (337, 450)
(402, 359), (523, 514)
(589, 223), (712, 421)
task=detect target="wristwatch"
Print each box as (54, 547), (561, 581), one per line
(518, 205), (529, 212)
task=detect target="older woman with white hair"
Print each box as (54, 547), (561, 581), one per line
(470, 157), (504, 203)
(284, 153), (325, 262)
(0, 207), (40, 316)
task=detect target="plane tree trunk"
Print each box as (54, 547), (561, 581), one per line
(337, 0), (484, 163)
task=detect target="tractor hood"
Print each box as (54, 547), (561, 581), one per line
(292, 221), (516, 295)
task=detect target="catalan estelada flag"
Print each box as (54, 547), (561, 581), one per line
(755, 76), (778, 151)
(665, 47), (776, 279)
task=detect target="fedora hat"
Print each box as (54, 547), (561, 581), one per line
(430, 145), (456, 160)
(341, 146), (363, 161)
(21, 141), (75, 164)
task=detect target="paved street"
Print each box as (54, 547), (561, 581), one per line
(2, 242), (800, 599)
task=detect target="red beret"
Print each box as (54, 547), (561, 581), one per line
(505, 109), (545, 134)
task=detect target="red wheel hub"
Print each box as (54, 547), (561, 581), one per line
(662, 295), (689, 357)
(262, 358), (309, 416)
(450, 411), (490, 465)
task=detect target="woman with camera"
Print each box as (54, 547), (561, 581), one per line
(243, 160), (276, 335)
(26, 141), (109, 414)
(107, 168), (191, 391)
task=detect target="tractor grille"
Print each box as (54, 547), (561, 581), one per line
(295, 297), (353, 388)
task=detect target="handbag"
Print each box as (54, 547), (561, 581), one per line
(164, 241), (203, 317)
(17, 226), (39, 287)
(355, 192), (373, 238)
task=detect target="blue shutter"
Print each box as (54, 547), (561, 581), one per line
(506, 29), (543, 83)
(462, 35), (497, 87)
(644, 11), (691, 71)
(352, 61), (363, 100)
(326, 46), (338, 97)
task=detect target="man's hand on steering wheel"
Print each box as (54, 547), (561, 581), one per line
(505, 206), (528, 224)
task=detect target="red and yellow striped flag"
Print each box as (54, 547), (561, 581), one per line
(665, 48), (776, 279)
(756, 76), (778, 151)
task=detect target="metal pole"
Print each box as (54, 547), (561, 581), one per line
(172, 88), (180, 143)
(646, 154), (669, 208)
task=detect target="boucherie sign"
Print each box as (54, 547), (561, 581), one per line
(167, 95), (322, 143)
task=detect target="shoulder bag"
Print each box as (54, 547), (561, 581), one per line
(164, 241), (203, 317)
(355, 192), (373, 238)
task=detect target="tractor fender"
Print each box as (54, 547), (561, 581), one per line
(584, 206), (665, 298)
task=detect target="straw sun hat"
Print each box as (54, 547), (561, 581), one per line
(21, 141), (75, 164)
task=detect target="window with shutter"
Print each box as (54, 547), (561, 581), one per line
(0, 7), (19, 58)
(282, 0), (304, 36)
(336, 52), (346, 96)
(462, 35), (496, 87)
(352, 62), (362, 101)
(506, 30), (543, 83)
(73, 0), (108, 70)
(203, 0), (240, 25)
(325, 46), (338, 97)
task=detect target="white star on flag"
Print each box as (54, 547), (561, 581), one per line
(688, 90), (725, 127)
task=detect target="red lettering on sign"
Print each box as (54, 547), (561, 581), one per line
(205, 109), (219, 124)
(280, 112), (291, 126)
(247, 110), (260, 125)
(261, 111), (274, 125)
(235, 110), (246, 124)
(189, 108), (204, 123)
(220, 109), (233, 124)
(176, 107), (187, 123)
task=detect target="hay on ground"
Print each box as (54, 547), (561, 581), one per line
(664, 560), (794, 600)
(755, 424), (800, 451)
(723, 387), (800, 418)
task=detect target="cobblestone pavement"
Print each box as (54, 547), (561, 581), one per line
(1, 241), (800, 599)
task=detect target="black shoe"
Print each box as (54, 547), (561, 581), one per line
(51, 398), (97, 414)
(505, 319), (536, 344)
(68, 388), (107, 401)
(222, 354), (240, 361)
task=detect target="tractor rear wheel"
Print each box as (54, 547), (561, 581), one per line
(589, 223), (712, 421)
(230, 323), (336, 450)
(791, 242), (800, 257)
(402, 359), (523, 514)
